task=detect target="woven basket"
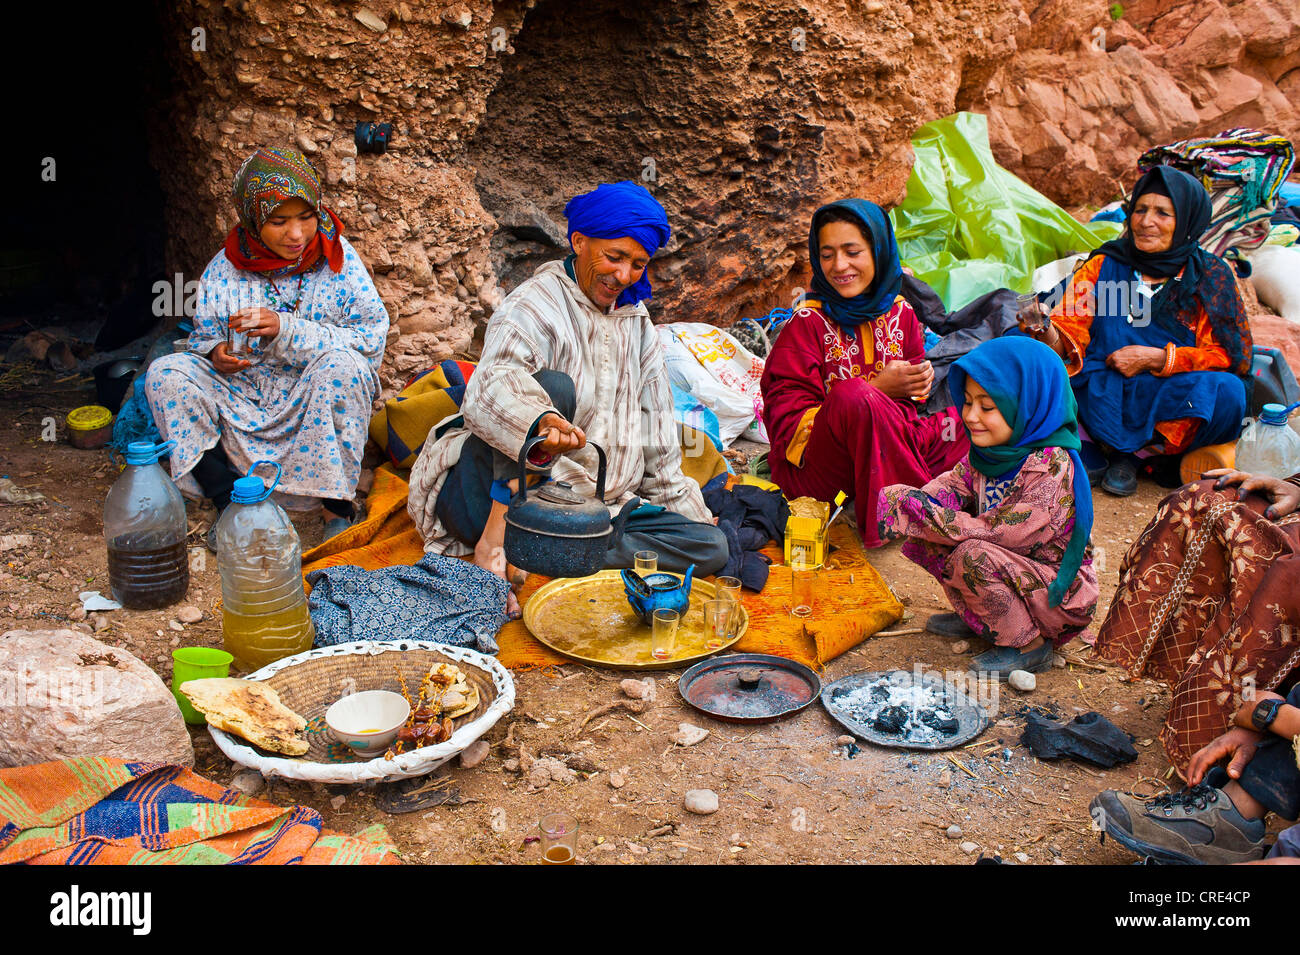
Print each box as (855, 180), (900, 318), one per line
(207, 640), (515, 784)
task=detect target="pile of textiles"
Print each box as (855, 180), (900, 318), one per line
(900, 273), (1019, 413)
(1138, 128), (1296, 259)
(306, 552), (510, 654)
(701, 481), (789, 591)
(0, 757), (401, 865)
(369, 358), (476, 468)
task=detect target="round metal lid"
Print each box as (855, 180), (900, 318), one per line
(678, 653), (821, 724)
(535, 481), (587, 505)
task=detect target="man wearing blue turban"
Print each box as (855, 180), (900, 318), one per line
(409, 181), (727, 612)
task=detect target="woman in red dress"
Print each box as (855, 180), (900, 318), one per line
(760, 199), (968, 547)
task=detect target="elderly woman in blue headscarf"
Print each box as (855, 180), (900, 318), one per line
(409, 181), (727, 612)
(760, 199), (969, 548)
(879, 337), (1099, 678)
(1022, 165), (1252, 496)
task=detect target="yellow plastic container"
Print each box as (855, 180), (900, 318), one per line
(67, 405), (114, 450)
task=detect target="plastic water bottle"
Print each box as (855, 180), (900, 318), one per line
(105, 440), (189, 609)
(1235, 402), (1300, 479)
(215, 461), (315, 671)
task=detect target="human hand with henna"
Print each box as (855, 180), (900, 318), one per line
(870, 360), (932, 401)
(1202, 469), (1300, 520)
(1105, 344), (1166, 378)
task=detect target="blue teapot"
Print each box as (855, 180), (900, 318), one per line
(621, 564), (695, 626)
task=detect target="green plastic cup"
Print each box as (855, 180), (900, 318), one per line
(171, 647), (234, 725)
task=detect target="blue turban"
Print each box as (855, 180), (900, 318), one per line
(564, 181), (671, 307)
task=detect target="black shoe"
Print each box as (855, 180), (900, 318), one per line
(1101, 453), (1139, 497)
(1080, 442), (1107, 484)
(926, 612), (977, 639)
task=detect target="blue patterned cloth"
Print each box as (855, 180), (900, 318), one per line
(306, 554), (508, 654)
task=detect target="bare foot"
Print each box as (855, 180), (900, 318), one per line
(474, 542), (522, 618)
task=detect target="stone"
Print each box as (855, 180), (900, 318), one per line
(620, 677), (656, 702)
(960, 841), (979, 854)
(1008, 670), (1037, 692)
(609, 770), (626, 789)
(684, 789), (719, 815)
(229, 769), (264, 796)
(0, 629), (193, 767)
(1014, 851), (1030, 863)
(168, 620), (185, 632)
(673, 723), (709, 747)
(502, 758), (519, 773)
(330, 795), (346, 810)
(1052, 653), (1067, 668)
(354, 8), (387, 32)
(176, 605), (203, 624)
(951, 640), (969, 654)
(459, 739), (490, 769)
(946, 824), (963, 839)
(836, 734), (854, 746)
(937, 770), (953, 789)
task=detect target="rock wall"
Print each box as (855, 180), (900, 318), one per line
(979, 0), (1300, 207)
(150, 0), (1299, 397)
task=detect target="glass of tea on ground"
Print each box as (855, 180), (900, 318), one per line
(539, 812), (578, 865)
(790, 558), (815, 618)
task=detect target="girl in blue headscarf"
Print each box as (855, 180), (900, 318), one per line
(878, 337), (1099, 679)
(760, 199), (968, 547)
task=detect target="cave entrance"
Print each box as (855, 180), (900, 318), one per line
(1, 5), (172, 354)
(469, 0), (699, 296)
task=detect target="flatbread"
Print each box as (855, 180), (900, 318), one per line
(181, 678), (309, 756)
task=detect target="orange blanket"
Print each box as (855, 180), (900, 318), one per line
(304, 466), (903, 670)
(0, 758), (400, 865)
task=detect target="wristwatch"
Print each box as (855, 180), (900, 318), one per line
(1250, 698), (1285, 733)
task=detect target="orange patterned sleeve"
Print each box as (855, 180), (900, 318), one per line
(1158, 305), (1231, 376)
(1048, 254), (1104, 376)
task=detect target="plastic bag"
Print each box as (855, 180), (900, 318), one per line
(890, 112), (1121, 311)
(657, 323), (769, 445)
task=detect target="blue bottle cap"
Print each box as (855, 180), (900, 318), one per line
(124, 440), (175, 465)
(1260, 403), (1295, 426)
(230, 476), (266, 504)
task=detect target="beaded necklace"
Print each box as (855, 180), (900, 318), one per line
(265, 273), (306, 313)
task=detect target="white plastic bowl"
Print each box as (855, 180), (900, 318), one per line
(325, 690), (410, 757)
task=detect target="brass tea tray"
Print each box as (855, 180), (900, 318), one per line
(522, 570), (748, 670)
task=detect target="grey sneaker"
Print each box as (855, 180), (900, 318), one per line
(1090, 784), (1266, 865)
(926, 612), (977, 639)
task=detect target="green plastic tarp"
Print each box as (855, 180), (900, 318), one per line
(889, 112), (1121, 311)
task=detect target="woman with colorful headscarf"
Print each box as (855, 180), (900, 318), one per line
(759, 199), (969, 548)
(145, 148), (389, 550)
(1021, 165), (1251, 497)
(878, 337), (1098, 677)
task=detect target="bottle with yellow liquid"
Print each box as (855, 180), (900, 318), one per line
(215, 462), (315, 671)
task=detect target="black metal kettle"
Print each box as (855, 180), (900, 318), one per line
(503, 436), (638, 578)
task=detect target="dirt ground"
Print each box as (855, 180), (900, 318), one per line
(0, 370), (1285, 865)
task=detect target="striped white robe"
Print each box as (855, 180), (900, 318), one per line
(409, 259), (710, 554)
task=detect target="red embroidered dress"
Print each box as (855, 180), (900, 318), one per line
(759, 299), (968, 547)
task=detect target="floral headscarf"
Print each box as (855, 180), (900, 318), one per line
(223, 147), (345, 277)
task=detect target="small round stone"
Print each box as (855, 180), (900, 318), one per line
(945, 824), (963, 839)
(684, 789), (719, 815)
(836, 735), (854, 746)
(1008, 670), (1037, 692)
